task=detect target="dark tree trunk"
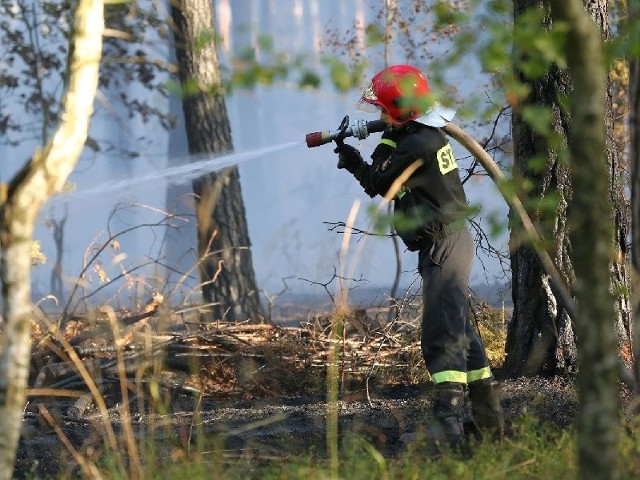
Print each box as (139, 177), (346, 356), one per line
(506, 0), (577, 376)
(629, 0), (640, 389)
(48, 211), (67, 304)
(505, 0), (631, 377)
(171, 0), (263, 322)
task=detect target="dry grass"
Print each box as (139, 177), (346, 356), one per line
(11, 296), (516, 479)
(471, 301), (508, 369)
(24, 296), (508, 406)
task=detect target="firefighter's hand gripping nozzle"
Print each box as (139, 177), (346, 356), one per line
(305, 115), (387, 148)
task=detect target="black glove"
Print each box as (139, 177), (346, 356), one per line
(334, 142), (363, 173)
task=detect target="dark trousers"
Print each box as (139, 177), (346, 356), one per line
(419, 227), (491, 384)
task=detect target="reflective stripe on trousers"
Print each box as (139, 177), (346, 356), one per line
(419, 226), (492, 385)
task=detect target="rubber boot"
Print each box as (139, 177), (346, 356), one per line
(468, 378), (504, 441)
(400, 383), (467, 454)
(430, 382), (466, 452)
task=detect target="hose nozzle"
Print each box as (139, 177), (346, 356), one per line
(305, 117), (387, 148)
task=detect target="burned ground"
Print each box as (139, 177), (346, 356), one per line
(11, 304), (633, 478)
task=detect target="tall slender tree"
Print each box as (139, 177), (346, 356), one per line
(505, 0), (631, 377)
(629, 0), (640, 388)
(547, 2), (620, 478)
(170, 0), (263, 321)
(0, 1), (103, 476)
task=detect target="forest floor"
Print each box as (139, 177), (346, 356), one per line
(11, 301), (635, 478)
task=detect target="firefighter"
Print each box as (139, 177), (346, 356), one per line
(334, 64), (503, 450)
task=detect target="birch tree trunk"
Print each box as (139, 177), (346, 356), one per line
(171, 0), (263, 322)
(0, 1), (103, 477)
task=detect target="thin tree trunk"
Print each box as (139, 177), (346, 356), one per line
(48, 211), (67, 304)
(0, 1), (103, 476)
(549, 3), (620, 479)
(171, 0), (263, 322)
(629, 0), (640, 391)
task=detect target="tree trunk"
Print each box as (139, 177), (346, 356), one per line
(506, 0), (577, 375)
(629, 0), (640, 391)
(505, 0), (631, 377)
(171, 0), (263, 322)
(0, 1), (103, 477)
(548, 2), (620, 479)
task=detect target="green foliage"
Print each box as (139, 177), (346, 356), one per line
(320, 56), (366, 93)
(367, 203), (430, 238)
(479, 22), (511, 75)
(525, 153), (551, 174)
(229, 56), (288, 89)
(512, 7), (568, 79)
(429, 0), (573, 142)
(194, 28), (223, 53)
(364, 24), (386, 47)
(486, 210), (508, 238)
(298, 70), (322, 89)
(521, 105), (553, 137)
(168, 77), (201, 98)
(224, 39), (291, 91)
(183, 26), (359, 93)
(606, 3), (640, 62)
(433, 1), (467, 28)
(535, 190), (561, 218)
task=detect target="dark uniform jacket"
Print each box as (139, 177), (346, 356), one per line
(353, 121), (469, 251)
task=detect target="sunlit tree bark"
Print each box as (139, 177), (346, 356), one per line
(0, 1), (103, 477)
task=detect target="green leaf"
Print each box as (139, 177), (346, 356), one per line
(321, 56), (361, 92)
(535, 191), (561, 218)
(486, 210), (507, 238)
(521, 105), (552, 136)
(366, 204), (391, 235)
(512, 7), (568, 79)
(526, 154), (549, 174)
(194, 28), (221, 53)
(433, 1), (467, 28)
(256, 33), (274, 52)
(365, 24), (385, 47)
(298, 71), (321, 89)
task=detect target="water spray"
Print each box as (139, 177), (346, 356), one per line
(305, 115), (387, 148)
(49, 140), (303, 206)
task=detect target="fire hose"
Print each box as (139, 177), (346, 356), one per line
(440, 124), (639, 389)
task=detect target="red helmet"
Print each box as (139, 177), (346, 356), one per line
(357, 65), (430, 125)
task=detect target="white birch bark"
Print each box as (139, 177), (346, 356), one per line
(0, 1), (103, 477)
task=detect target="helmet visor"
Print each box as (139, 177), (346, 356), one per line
(356, 81), (382, 113)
